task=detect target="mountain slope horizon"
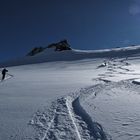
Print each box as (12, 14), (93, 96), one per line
(1, 40), (140, 67)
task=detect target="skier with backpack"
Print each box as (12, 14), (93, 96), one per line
(1, 68), (8, 81)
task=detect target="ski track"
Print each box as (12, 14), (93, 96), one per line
(30, 84), (111, 140)
(66, 97), (82, 140)
(30, 57), (139, 140)
(30, 97), (82, 140)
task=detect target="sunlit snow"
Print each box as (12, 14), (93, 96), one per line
(0, 46), (140, 139)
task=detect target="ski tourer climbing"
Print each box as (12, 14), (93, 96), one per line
(1, 68), (8, 80)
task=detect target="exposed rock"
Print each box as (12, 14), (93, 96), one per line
(27, 47), (45, 56)
(47, 40), (72, 51)
(27, 40), (72, 56)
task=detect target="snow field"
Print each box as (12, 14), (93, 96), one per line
(1, 46), (140, 139)
(30, 57), (140, 140)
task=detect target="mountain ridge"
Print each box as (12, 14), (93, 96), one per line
(1, 40), (140, 67)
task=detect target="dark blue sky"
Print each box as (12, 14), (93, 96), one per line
(0, 0), (140, 61)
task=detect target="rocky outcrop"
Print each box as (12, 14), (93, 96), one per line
(27, 47), (45, 56)
(47, 40), (72, 51)
(27, 40), (72, 56)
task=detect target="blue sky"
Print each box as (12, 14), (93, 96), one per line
(0, 0), (140, 61)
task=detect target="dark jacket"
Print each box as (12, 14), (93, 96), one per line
(2, 69), (8, 75)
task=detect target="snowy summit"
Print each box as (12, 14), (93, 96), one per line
(1, 41), (140, 140)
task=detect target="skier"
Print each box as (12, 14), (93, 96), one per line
(1, 68), (8, 80)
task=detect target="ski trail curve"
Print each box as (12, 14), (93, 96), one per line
(30, 83), (111, 140)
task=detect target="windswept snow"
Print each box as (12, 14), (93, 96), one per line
(1, 46), (140, 139)
(29, 56), (140, 140)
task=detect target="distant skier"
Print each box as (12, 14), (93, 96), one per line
(1, 68), (8, 80)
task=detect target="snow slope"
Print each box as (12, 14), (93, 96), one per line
(1, 45), (140, 67)
(1, 46), (140, 139)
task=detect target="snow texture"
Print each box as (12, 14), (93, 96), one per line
(1, 45), (140, 139)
